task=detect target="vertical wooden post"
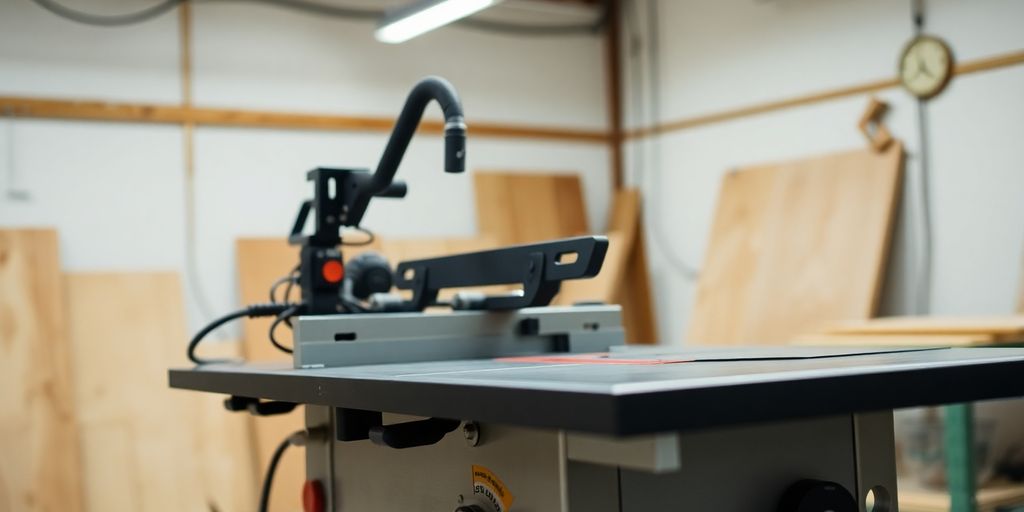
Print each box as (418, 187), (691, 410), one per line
(604, 0), (624, 191)
(179, 0), (194, 183)
(178, 0), (216, 320)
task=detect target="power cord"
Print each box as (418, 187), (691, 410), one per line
(641, 0), (700, 280)
(911, 0), (934, 314)
(269, 266), (300, 304)
(268, 304), (303, 354)
(30, 0), (182, 26)
(259, 429), (314, 512)
(341, 226), (375, 246)
(187, 302), (301, 364)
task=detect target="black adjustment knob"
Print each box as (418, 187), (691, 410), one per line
(454, 506), (485, 512)
(344, 252), (393, 299)
(777, 479), (857, 512)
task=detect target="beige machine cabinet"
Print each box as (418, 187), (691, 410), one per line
(305, 408), (897, 512)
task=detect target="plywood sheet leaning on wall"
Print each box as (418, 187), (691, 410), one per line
(475, 173), (657, 343)
(474, 172), (589, 245)
(555, 188), (658, 343)
(686, 143), (904, 345)
(65, 272), (256, 511)
(0, 229), (83, 512)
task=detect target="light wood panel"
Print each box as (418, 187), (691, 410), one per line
(475, 175), (656, 343)
(0, 96), (609, 144)
(825, 315), (1024, 337)
(618, 211), (659, 343)
(556, 188), (638, 306)
(793, 333), (998, 348)
(687, 143), (904, 345)
(900, 482), (1024, 512)
(474, 172), (590, 245)
(0, 229), (83, 512)
(65, 272), (256, 512)
(553, 188), (658, 342)
(605, 189), (657, 342)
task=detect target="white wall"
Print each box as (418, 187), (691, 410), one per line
(0, 0), (612, 331)
(3, 0), (1021, 346)
(622, 0), (1024, 345)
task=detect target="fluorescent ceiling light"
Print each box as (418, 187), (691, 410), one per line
(376, 0), (500, 44)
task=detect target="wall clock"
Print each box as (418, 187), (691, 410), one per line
(899, 35), (955, 100)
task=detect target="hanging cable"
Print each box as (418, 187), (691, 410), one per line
(29, 0), (609, 35)
(269, 265), (300, 303)
(30, 0), (184, 26)
(642, 0), (699, 280)
(268, 304), (302, 355)
(259, 430), (307, 512)
(341, 226), (376, 246)
(911, 0), (933, 314)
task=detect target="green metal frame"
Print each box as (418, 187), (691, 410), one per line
(942, 341), (1024, 511)
(944, 403), (977, 512)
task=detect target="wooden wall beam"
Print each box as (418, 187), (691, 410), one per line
(3, 50), (1019, 144)
(0, 96), (610, 144)
(624, 49), (1024, 139)
(603, 0), (625, 190)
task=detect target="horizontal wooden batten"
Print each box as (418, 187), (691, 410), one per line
(0, 96), (610, 144)
(626, 49), (1024, 139)
(2, 50), (1019, 144)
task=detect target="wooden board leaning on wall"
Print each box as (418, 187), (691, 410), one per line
(686, 143), (904, 345)
(0, 229), (83, 512)
(65, 272), (257, 512)
(0, 229), (256, 512)
(473, 172), (657, 343)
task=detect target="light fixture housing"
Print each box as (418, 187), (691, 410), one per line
(375, 0), (500, 44)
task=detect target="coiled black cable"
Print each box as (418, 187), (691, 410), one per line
(268, 304), (303, 354)
(187, 302), (299, 365)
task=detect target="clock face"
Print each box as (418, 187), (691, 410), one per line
(899, 35), (954, 99)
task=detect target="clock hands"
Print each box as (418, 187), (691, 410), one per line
(916, 54), (934, 79)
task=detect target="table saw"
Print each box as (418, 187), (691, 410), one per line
(170, 76), (1024, 512)
(170, 302), (1024, 512)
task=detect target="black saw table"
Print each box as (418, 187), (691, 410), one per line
(170, 346), (1024, 512)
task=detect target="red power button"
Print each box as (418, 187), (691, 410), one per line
(321, 260), (344, 284)
(303, 479), (325, 512)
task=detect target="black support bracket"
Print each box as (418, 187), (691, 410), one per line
(223, 396), (298, 416)
(393, 236), (609, 312)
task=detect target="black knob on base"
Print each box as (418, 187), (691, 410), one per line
(777, 479), (857, 512)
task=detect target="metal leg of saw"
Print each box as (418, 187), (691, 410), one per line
(303, 408), (899, 511)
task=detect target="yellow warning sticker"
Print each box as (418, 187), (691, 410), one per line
(472, 465), (515, 512)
